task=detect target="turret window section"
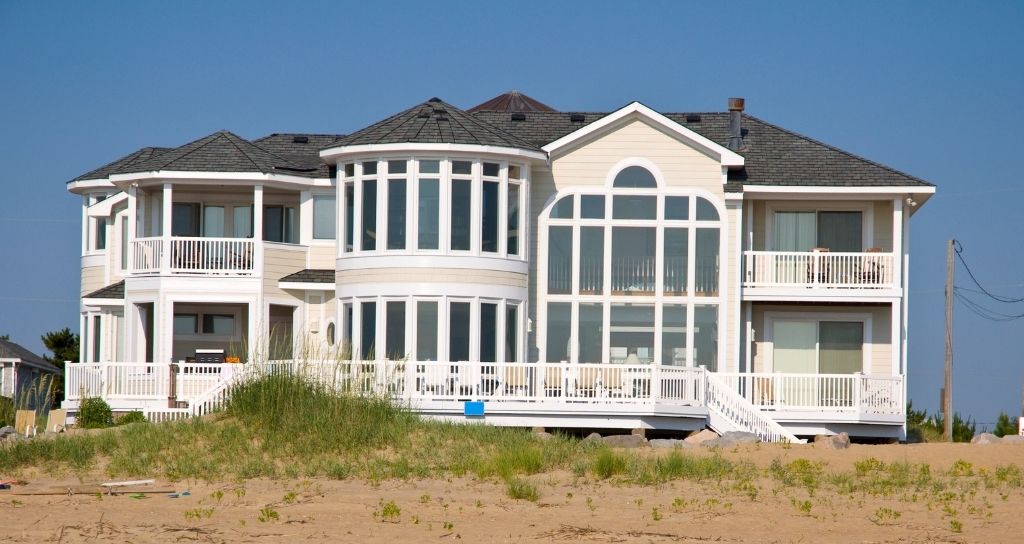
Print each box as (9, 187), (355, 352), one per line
(386, 160), (407, 250)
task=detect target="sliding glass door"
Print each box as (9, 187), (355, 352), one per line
(772, 320), (864, 407)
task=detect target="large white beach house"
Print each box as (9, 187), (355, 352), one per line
(64, 93), (934, 441)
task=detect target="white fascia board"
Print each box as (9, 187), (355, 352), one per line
(81, 297), (126, 307)
(279, 282), (335, 291)
(108, 171), (328, 189)
(86, 191), (128, 218)
(67, 178), (117, 193)
(742, 185), (936, 195)
(541, 102), (745, 167)
(319, 142), (548, 163)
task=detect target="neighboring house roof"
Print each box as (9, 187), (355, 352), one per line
(126, 130), (318, 177)
(328, 98), (543, 152)
(280, 269), (334, 284)
(83, 281), (125, 299)
(467, 91), (557, 113)
(471, 110), (932, 189)
(72, 147), (172, 181)
(0, 339), (62, 374)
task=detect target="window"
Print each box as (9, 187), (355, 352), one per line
(418, 178), (440, 250)
(665, 196), (689, 220)
(547, 226), (572, 294)
(92, 315), (102, 362)
(578, 303), (603, 364)
(772, 320), (864, 375)
(360, 180), (377, 250)
(611, 227), (656, 294)
(579, 227), (604, 294)
(695, 197), (719, 221)
(613, 195), (656, 220)
(385, 301), (406, 359)
(313, 195), (336, 240)
(662, 305), (687, 366)
(202, 314), (234, 335)
(416, 301), (438, 360)
(613, 166), (657, 188)
(610, 305), (654, 364)
(120, 216), (128, 270)
(387, 179), (407, 249)
(360, 301), (376, 359)
(202, 205), (224, 237)
(450, 179), (472, 250)
(664, 228), (688, 295)
(481, 180), (499, 252)
(546, 302), (571, 362)
(342, 303), (353, 347)
(507, 183), (520, 255)
(449, 301), (471, 361)
(343, 183), (354, 251)
(695, 228), (719, 296)
(326, 322), (336, 346)
(233, 206), (253, 238)
(95, 218), (107, 250)
(693, 305), (718, 371)
(505, 304), (519, 362)
(173, 314), (198, 335)
(774, 211), (863, 252)
(480, 302), (497, 362)
(580, 195), (605, 219)
(264, 206), (297, 243)
(172, 203), (199, 237)
(551, 196), (574, 219)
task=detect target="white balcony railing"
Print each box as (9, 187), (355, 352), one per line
(714, 372), (904, 415)
(743, 251), (895, 289)
(130, 236), (256, 276)
(64, 362), (234, 404)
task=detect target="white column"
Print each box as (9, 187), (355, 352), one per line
(253, 184), (264, 267)
(126, 186), (137, 273)
(161, 299), (174, 363)
(891, 299), (902, 376)
(248, 298), (259, 363)
(161, 183), (173, 272)
(81, 196), (89, 255)
(892, 198), (904, 287)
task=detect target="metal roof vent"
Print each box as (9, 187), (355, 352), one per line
(292, 135), (309, 144)
(685, 114), (701, 123)
(510, 113), (526, 121)
(727, 97), (746, 151)
(428, 97), (442, 103)
(569, 113), (585, 123)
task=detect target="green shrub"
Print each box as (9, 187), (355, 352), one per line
(993, 412), (1018, 438)
(117, 411), (147, 425)
(0, 396), (13, 428)
(77, 397), (113, 429)
(506, 478), (539, 501)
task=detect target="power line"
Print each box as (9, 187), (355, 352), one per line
(953, 289), (1024, 322)
(954, 242), (1024, 304)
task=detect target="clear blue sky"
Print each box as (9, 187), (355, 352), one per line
(1, 1), (1022, 425)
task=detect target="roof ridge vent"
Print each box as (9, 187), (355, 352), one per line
(685, 114), (701, 123)
(292, 135), (309, 144)
(427, 97), (442, 103)
(569, 113), (585, 123)
(510, 113), (526, 121)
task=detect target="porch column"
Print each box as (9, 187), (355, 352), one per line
(161, 183), (173, 272)
(253, 185), (264, 269)
(892, 198), (903, 288)
(160, 299), (175, 363)
(248, 300), (259, 363)
(126, 186), (137, 273)
(80, 196), (89, 255)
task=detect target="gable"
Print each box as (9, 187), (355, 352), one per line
(548, 117), (725, 195)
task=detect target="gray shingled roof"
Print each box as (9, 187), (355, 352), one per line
(126, 130), (318, 176)
(83, 281), (125, 299)
(254, 133), (346, 178)
(0, 339), (62, 374)
(467, 91), (557, 113)
(329, 98), (542, 152)
(471, 110), (931, 188)
(280, 269), (334, 284)
(72, 147), (172, 181)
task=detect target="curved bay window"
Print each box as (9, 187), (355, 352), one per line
(339, 157), (527, 259)
(541, 165), (723, 370)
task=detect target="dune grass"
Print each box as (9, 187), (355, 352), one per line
(2, 371), (1023, 520)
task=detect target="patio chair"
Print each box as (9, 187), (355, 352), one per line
(543, 366), (563, 397)
(503, 365), (530, 396)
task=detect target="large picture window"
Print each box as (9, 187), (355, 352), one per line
(540, 165), (724, 368)
(313, 195), (336, 240)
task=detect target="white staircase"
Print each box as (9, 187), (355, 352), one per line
(704, 372), (804, 443)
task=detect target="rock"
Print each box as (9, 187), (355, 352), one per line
(814, 432), (851, 450)
(602, 434), (649, 448)
(582, 432), (603, 444)
(971, 433), (1000, 445)
(533, 431), (553, 441)
(1001, 434), (1024, 444)
(683, 429), (719, 445)
(0, 426), (14, 438)
(649, 438), (689, 449)
(705, 431), (760, 447)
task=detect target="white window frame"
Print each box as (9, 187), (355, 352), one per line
(763, 311), (873, 374)
(764, 202), (874, 252)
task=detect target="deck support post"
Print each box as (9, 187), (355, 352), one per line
(168, 363), (178, 409)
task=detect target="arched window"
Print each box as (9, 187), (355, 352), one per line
(541, 181), (724, 371)
(326, 322), (336, 346)
(612, 166), (657, 188)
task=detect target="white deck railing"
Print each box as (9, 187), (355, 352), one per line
(64, 362), (236, 405)
(706, 372), (802, 443)
(129, 236), (256, 276)
(714, 372), (904, 415)
(744, 251), (895, 289)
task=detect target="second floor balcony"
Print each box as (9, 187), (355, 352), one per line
(743, 250), (896, 290)
(131, 236), (258, 276)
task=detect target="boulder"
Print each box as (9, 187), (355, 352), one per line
(705, 431), (760, 447)
(649, 438), (689, 449)
(602, 434), (649, 448)
(582, 432), (603, 444)
(533, 431), (553, 441)
(1001, 434), (1024, 444)
(683, 429), (720, 445)
(0, 425), (14, 438)
(814, 432), (851, 450)
(971, 433), (1000, 445)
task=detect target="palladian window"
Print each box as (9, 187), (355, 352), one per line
(541, 165), (723, 370)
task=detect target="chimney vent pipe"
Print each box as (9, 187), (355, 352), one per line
(727, 97), (745, 151)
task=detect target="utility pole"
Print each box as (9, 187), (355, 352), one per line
(944, 239), (955, 441)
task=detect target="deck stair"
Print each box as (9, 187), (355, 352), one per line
(704, 372), (804, 443)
